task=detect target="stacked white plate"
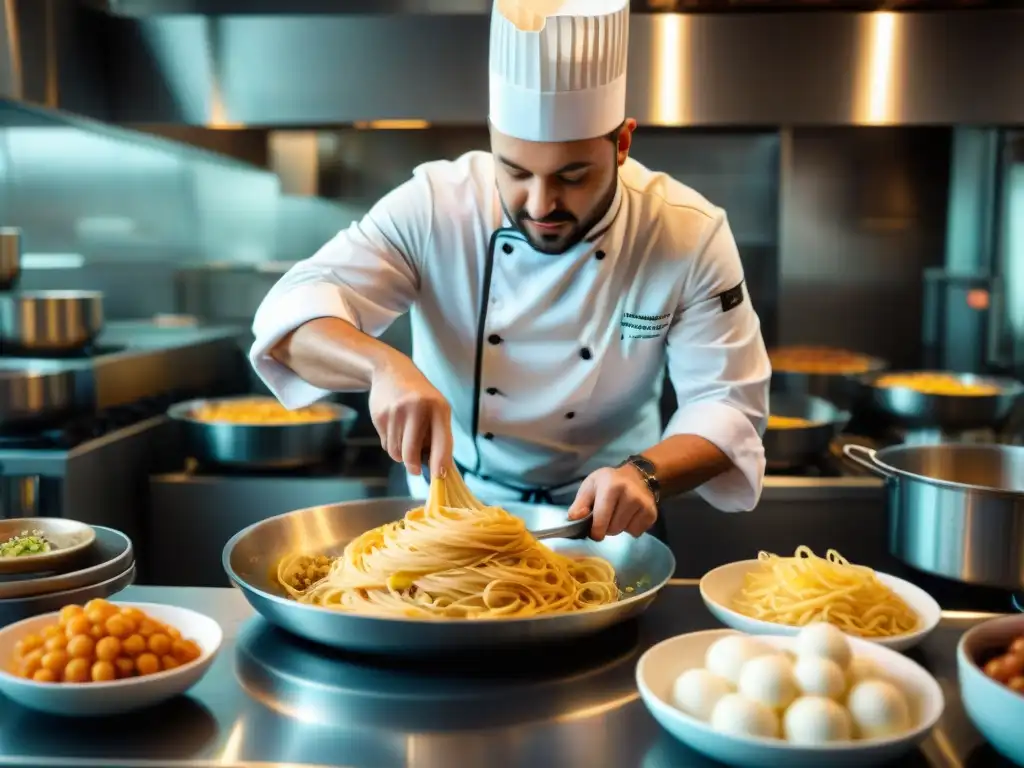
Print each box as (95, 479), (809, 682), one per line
(0, 523), (134, 627)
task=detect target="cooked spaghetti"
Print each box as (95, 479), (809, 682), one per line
(275, 466), (619, 620)
(731, 547), (919, 638)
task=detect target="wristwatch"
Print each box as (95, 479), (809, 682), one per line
(619, 454), (661, 503)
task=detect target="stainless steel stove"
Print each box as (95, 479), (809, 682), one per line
(0, 320), (250, 572)
(0, 320), (250, 415)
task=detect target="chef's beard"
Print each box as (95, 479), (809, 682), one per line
(500, 177), (618, 256)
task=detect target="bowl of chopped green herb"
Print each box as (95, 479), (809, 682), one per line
(0, 519), (95, 575)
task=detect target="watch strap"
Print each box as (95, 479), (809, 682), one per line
(619, 454), (661, 503)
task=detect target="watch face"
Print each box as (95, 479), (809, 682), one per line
(631, 455), (656, 475)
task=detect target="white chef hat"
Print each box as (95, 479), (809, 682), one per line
(489, 0), (630, 143)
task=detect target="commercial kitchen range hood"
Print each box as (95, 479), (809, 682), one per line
(83, 0), (1024, 13)
(6, 0), (1024, 127)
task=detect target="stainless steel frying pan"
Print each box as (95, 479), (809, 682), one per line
(223, 497), (674, 654)
(851, 370), (1024, 431)
(764, 392), (850, 469)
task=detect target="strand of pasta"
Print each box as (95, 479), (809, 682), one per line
(275, 465), (618, 620)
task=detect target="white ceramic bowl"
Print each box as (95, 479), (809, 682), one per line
(699, 560), (941, 652)
(958, 613), (1024, 766)
(636, 629), (944, 768)
(0, 602), (222, 716)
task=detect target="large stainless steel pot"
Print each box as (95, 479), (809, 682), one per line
(0, 361), (77, 431)
(223, 498), (676, 654)
(764, 393), (850, 469)
(168, 396), (358, 469)
(0, 228), (20, 292)
(851, 371), (1024, 432)
(844, 443), (1024, 589)
(0, 290), (105, 353)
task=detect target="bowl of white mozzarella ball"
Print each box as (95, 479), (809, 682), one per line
(635, 623), (944, 768)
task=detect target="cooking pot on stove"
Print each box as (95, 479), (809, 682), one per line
(0, 228), (20, 293)
(844, 443), (1024, 590)
(0, 290), (105, 354)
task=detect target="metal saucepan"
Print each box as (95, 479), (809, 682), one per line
(168, 395), (358, 469)
(851, 370), (1024, 432)
(0, 228), (20, 293)
(0, 290), (105, 354)
(764, 393), (850, 469)
(222, 497), (676, 654)
(769, 346), (888, 409)
(843, 443), (1024, 589)
(0, 361), (77, 431)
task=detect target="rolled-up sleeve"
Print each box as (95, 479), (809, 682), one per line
(663, 212), (771, 512)
(250, 169), (434, 409)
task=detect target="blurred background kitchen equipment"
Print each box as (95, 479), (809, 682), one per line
(851, 371), (1024, 433)
(844, 443), (1024, 590)
(0, 362), (77, 432)
(768, 346), (889, 410)
(923, 270), (1003, 374)
(168, 396), (358, 470)
(764, 393), (850, 470)
(0, 291), (105, 355)
(0, 229), (20, 293)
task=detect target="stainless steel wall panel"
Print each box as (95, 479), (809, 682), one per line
(778, 127), (951, 365)
(98, 12), (1024, 127)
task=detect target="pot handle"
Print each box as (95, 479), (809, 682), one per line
(841, 444), (894, 479)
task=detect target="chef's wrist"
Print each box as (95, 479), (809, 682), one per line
(368, 345), (410, 385)
(618, 454), (661, 504)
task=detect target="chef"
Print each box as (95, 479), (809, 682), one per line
(250, 0), (771, 540)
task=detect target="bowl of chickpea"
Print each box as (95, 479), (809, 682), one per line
(0, 599), (222, 716)
(958, 614), (1024, 766)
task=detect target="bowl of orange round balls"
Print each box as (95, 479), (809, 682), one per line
(0, 599), (222, 716)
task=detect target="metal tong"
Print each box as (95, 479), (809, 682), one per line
(420, 456), (593, 540)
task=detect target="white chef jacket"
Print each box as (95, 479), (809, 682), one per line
(250, 151), (770, 512)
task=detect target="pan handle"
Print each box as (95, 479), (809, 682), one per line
(841, 444), (893, 479)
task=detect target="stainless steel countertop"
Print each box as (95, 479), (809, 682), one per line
(0, 584), (1011, 768)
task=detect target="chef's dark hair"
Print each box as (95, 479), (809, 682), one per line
(605, 120), (628, 142)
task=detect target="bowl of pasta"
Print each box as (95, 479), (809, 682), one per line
(698, 548), (941, 652)
(636, 625), (944, 767)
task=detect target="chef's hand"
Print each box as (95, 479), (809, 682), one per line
(567, 465), (658, 541)
(368, 353), (453, 480)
